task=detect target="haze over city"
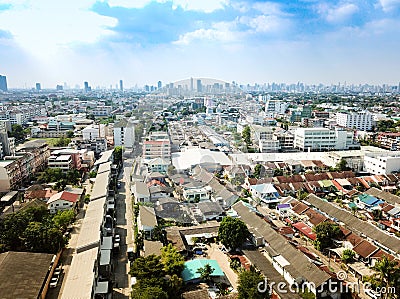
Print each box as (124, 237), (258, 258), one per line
(1, 0), (400, 88)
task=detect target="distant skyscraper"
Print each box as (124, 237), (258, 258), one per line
(56, 85), (63, 91)
(157, 81), (162, 89)
(196, 79), (202, 92)
(119, 80), (123, 91)
(84, 81), (91, 92)
(35, 83), (41, 91)
(0, 75), (8, 92)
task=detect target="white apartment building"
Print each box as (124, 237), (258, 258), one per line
(364, 152), (400, 175)
(273, 131), (294, 150)
(113, 118), (135, 148)
(82, 124), (105, 141)
(253, 125), (280, 152)
(48, 155), (73, 171)
(265, 99), (289, 116)
(142, 131), (171, 160)
(294, 128), (358, 151)
(336, 111), (375, 131)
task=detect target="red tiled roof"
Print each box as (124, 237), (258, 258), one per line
(353, 240), (378, 258)
(292, 222), (317, 240)
(303, 209), (328, 226)
(291, 201), (310, 214)
(345, 233), (363, 247)
(59, 191), (80, 203)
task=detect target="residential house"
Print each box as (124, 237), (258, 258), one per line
(47, 191), (80, 214)
(249, 183), (280, 205)
(138, 206), (157, 240)
(197, 201), (224, 221)
(146, 157), (170, 173)
(132, 182), (150, 203)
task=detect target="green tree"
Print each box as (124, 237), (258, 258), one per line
(341, 249), (355, 264)
(8, 124), (27, 142)
(218, 217), (250, 251)
(372, 209), (383, 221)
(196, 263), (214, 282)
(242, 125), (252, 146)
(313, 222), (341, 251)
(335, 159), (349, 171)
(130, 255), (165, 281)
(131, 284), (168, 299)
(52, 210), (75, 231)
(53, 137), (71, 147)
(160, 244), (185, 276)
(364, 256), (400, 298)
(254, 164), (263, 179)
(66, 130), (75, 138)
(237, 268), (268, 299)
(114, 146), (123, 164)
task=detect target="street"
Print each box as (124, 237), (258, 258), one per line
(112, 151), (135, 298)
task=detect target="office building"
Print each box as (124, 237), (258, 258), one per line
(157, 81), (162, 89)
(35, 83), (41, 91)
(197, 79), (202, 93)
(0, 75), (7, 92)
(119, 80), (123, 91)
(364, 152), (400, 175)
(265, 99), (289, 116)
(84, 81), (91, 92)
(294, 127), (359, 151)
(336, 111), (375, 131)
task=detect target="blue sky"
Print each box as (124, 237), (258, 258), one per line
(0, 0), (399, 88)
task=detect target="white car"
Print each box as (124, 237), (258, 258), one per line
(194, 243), (207, 250)
(114, 234), (121, 243)
(49, 276), (59, 288)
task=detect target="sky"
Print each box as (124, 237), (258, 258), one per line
(0, 0), (400, 89)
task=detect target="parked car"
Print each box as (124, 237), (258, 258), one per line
(49, 275), (59, 288)
(114, 234), (121, 244)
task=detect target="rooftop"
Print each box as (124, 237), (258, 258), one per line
(0, 251), (54, 299)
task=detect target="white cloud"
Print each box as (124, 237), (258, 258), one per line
(240, 15), (287, 33)
(378, 0), (400, 12)
(0, 0), (117, 58)
(318, 2), (359, 23)
(107, 0), (229, 12)
(174, 21), (239, 45)
(252, 2), (287, 16)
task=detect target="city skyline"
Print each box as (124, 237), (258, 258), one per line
(0, 0), (400, 88)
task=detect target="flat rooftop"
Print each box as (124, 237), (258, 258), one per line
(0, 251), (55, 299)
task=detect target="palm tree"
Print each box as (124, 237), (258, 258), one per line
(365, 256), (400, 298)
(197, 263), (214, 283)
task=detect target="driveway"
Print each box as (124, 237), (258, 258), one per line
(207, 243), (238, 290)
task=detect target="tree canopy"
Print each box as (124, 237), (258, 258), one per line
(160, 243), (185, 276)
(364, 256), (400, 297)
(114, 146), (123, 164)
(218, 217), (250, 251)
(196, 263), (214, 282)
(0, 206), (67, 253)
(313, 222), (341, 251)
(242, 125), (252, 147)
(238, 268), (269, 299)
(130, 247), (185, 298)
(38, 168), (81, 188)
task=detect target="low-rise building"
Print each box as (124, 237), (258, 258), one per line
(294, 127), (359, 151)
(132, 182), (150, 203)
(47, 191), (80, 214)
(138, 206), (157, 239)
